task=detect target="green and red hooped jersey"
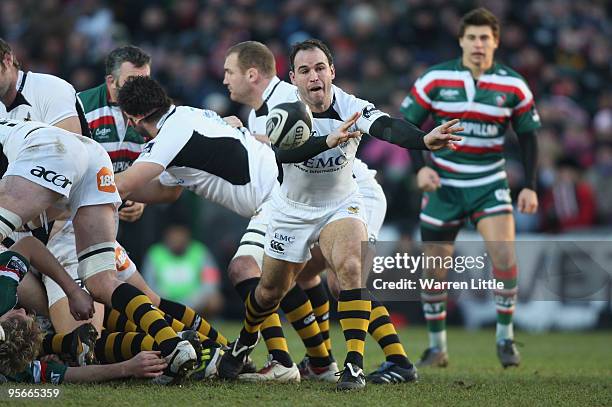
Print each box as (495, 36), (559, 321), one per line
(77, 84), (147, 173)
(401, 58), (541, 188)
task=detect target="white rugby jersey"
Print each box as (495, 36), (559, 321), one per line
(281, 85), (387, 205)
(247, 76), (300, 135)
(137, 106), (278, 218)
(0, 119), (59, 161)
(0, 71), (78, 124)
(247, 79), (380, 201)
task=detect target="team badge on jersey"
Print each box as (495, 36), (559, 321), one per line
(495, 94), (507, 107)
(347, 205), (360, 214)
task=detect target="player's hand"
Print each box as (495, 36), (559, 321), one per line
(417, 167), (441, 192)
(326, 112), (362, 148)
(424, 119), (464, 151)
(118, 201), (146, 222)
(517, 188), (538, 214)
(66, 288), (94, 321)
(223, 116), (243, 128)
(125, 351), (168, 378)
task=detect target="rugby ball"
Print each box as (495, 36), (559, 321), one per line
(266, 101), (312, 150)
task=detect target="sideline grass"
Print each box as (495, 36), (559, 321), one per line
(2, 325), (610, 406)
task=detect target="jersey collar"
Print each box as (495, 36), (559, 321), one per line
(156, 105), (177, 129)
(255, 77), (282, 117)
(6, 71), (31, 112)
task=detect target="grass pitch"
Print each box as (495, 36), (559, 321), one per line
(2, 324), (610, 406)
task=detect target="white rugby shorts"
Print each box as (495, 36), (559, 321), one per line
(265, 190), (367, 263)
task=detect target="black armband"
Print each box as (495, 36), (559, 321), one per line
(274, 135), (330, 163)
(517, 130), (538, 190)
(368, 116), (428, 150)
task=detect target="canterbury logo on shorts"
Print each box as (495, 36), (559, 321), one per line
(97, 167), (117, 193)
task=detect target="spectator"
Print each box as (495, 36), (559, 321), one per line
(540, 156), (597, 233)
(143, 222), (223, 317)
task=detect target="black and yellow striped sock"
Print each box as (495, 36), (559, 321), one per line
(42, 331), (82, 356)
(110, 283), (180, 357)
(369, 300), (411, 368)
(304, 281), (332, 357)
(281, 284), (331, 367)
(236, 277), (292, 360)
(241, 291), (279, 346)
(305, 281), (332, 358)
(104, 307), (139, 332)
(158, 298), (228, 346)
(95, 330), (156, 363)
(338, 288), (371, 368)
(260, 313), (293, 367)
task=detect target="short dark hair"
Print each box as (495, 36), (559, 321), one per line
(0, 38), (19, 70)
(289, 39), (333, 72)
(226, 41), (276, 77)
(105, 45), (151, 77)
(117, 76), (172, 124)
(459, 7), (500, 39)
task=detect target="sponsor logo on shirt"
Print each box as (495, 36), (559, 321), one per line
(97, 167), (116, 193)
(94, 127), (112, 137)
(347, 205), (360, 214)
(30, 166), (73, 188)
(439, 89), (461, 100)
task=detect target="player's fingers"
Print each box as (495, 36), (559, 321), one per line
(341, 112), (361, 131)
(441, 119), (460, 130)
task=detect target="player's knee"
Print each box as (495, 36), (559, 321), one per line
(77, 242), (117, 300)
(228, 256), (261, 285)
(256, 283), (285, 309)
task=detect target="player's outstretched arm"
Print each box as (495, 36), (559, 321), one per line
(368, 116), (462, 151)
(64, 351), (167, 382)
(126, 177), (183, 204)
(115, 162), (165, 200)
(276, 112), (361, 163)
(10, 237), (93, 320)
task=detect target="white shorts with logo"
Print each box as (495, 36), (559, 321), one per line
(4, 134), (121, 218)
(265, 190), (367, 263)
(43, 221), (137, 306)
(356, 177), (386, 242)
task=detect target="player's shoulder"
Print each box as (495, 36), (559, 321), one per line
(25, 71), (76, 94)
(491, 62), (526, 80)
(268, 80), (299, 108)
(419, 59), (461, 78)
(77, 83), (107, 109)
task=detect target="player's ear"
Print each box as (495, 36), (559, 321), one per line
(105, 74), (115, 88)
(330, 64), (335, 80)
(247, 67), (258, 83)
(289, 70), (296, 84)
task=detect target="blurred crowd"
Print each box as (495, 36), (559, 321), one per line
(1, 0), (611, 241)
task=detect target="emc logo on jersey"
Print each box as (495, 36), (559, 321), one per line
(30, 166), (72, 188)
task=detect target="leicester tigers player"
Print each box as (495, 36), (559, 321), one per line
(218, 39), (463, 390)
(401, 8), (540, 368)
(223, 41), (423, 384)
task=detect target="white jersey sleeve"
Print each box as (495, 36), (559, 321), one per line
(32, 73), (79, 126)
(134, 107), (193, 169)
(337, 91), (388, 135)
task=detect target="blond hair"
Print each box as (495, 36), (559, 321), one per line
(0, 317), (43, 376)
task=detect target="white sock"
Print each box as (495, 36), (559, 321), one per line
(496, 323), (514, 342)
(429, 330), (447, 352)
